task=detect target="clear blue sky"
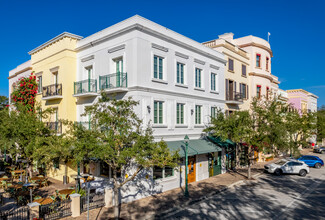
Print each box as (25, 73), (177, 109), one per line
(1, 0), (324, 106)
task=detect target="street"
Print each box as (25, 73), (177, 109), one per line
(163, 153), (325, 220)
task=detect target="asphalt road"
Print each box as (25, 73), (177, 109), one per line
(163, 152), (325, 220)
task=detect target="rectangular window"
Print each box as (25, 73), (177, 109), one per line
(266, 87), (270, 99)
(153, 166), (174, 180)
(154, 56), (163, 80)
(256, 85), (261, 99)
(240, 83), (247, 99)
(195, 68), (202, 88)
(38, 76), (42, 93)
(195, 105), (202, 124)
(211, 107), (217, 119)
(256, 54), (261, 67)
(228, 59), (234, 71)
(177, 62), (184, 84)
(242, 65), (246, 77)
(176, 103), (184, 124)
(211, 73), (216, 91)
(154, 101), (163, 124)
(266, 57), (269, 71)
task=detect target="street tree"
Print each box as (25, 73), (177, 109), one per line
(72, 94), (179, 219)
(0, 96), (8, 110)
(205, 109), (254, 178)
(316, 105), (325, 143)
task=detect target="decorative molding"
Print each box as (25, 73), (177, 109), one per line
(209, 64), (220, 70)
(128, 86), (225, 103)
(238, 42), (273, 57)
(31, 48), (75, 65)
(222, 51), (250, 65)
(28, 32), (83, 55)
(35, 71), (43, 76)
(76, 24), (226, 64)
(7, 67), (32, 79)
(194, 58), (205, 65)
(175, 52), (189, 59)
(152, 43), (168, 52)
(81, 55), (95, 62)
(249, 72), (279, 84)
(108, 44), (126, 53)
(50, 66), (59, 73)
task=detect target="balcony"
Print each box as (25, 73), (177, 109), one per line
(42, 84), (63, 100)
(73, 79), (98, 98)
(226, 91), (244, 104)
(99, 72), (128, 93)
(46, 121), (62, 134)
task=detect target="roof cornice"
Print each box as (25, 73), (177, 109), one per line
(28, 32), (83, 55)
(249, 72), (279, 84)
(8, 66), (32, 79)
(76, 23), (227, 65)
(238, 42), (273, 57)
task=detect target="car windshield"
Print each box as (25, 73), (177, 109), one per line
(275, 160), (287, 165)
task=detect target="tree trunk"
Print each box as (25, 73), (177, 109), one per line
(63, 160), (68, 184)
(113, 188), (119, 219)
(247, 146), (252, 179)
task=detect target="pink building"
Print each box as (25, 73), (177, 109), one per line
(287, 89), (318, 114)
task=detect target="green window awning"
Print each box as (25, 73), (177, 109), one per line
(207, 136), (235, 148)
(166, 138), (222, 157)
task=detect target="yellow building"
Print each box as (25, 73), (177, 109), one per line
(203, 33), (250, 113)
(29, 32), (83, 181)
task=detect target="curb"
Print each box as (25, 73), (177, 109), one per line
(155, 171), (264, 219)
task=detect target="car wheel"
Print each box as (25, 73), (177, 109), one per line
(274, 169), (282, 176)
(299, 169), (307, 177)
(321, 151), (325, 154)
(315, 163), (321, 169)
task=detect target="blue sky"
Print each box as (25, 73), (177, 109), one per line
(1, 0), (324, 106)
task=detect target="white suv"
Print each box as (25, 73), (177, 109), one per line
(264, 159), (310, 177)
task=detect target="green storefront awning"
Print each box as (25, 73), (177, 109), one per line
(207, 136), (235, 148)
(166, 138), (222, 157)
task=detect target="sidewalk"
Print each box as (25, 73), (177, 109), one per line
(63, 159), (277, 220)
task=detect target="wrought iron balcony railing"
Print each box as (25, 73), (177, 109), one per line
(46, 121), (62, 134)
(74, 79), (97, 95)
(226, 91), (244, 102)
(99, 72), (127, 91)
(42, 84), (62, 98)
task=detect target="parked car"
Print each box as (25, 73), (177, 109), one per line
(313, 147), (325, 154)
(264, 159), (309, 177)
(298, 155), (324, 169)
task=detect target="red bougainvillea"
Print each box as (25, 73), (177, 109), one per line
(11, 72), (38, 111)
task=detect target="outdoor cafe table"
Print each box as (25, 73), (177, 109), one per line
(31, 177), (44, 181)
(58, 189), (74, 196)
(0, 177), (9, 181)
(33, 197), (54, 205)
(8, 184), (23, 190)
(12, 170), (25, 174)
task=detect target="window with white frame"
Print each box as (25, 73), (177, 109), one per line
(154, 101), (163, 124)
(211, 73), (217, 91)
(37, 76), (42, 93)
(211, 107), (217, 119)
(153, 166), (174, 180)
(176, 62), (184, 84)
(176, 103), (184, 124)
(195, 105), (202, 124)
(195, 68), (202, 88)
(154, 55), (163, 80)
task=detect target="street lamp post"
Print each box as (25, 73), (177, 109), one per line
(184, 135), (189, 197)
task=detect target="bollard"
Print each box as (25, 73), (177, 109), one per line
(105, 188), (113, 208)
(28, 202), (40, 220)
(70, 193), (81, 217)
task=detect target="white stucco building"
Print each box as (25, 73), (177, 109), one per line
(8, 60), (32, 105)
(73, 15), (227, 202)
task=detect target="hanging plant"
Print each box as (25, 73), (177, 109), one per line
(11, 72), (38, 112)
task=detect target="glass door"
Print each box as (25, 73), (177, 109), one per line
(115, 58), (123, 87)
